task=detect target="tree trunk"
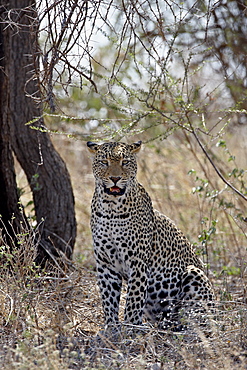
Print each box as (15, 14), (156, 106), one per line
(0, 17), (23, 241)
(0, 1), (76, 264)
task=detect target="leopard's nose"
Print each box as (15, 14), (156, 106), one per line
(110, 176), (121, 184)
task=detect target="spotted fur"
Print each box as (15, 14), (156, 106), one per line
(87, 141), (214, 327)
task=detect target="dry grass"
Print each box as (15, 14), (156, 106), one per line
(1, 128), (247, 369)
(0, 244), (246, 369)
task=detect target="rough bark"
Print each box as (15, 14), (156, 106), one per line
(0, 1), (76, 264)
(0, 22), (23, 241)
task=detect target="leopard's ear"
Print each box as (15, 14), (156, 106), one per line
(129, 141), (142, 154)
(87, 141), (99, 153)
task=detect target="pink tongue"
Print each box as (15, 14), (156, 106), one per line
(110, 186), (120, 192)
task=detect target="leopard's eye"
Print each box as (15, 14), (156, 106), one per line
(100, 160), (108, 166)
(122, 160), (130, 166)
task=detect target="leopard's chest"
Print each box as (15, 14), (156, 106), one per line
(92, 208), (137, 278)
(91, 189), (154, 274)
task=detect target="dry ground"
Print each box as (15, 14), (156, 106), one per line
(0, 128), (246, 369)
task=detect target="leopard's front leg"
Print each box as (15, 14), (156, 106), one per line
(124, 262), (148, 326)
(96, 263), (122, 326)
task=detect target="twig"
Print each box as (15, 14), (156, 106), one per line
(193, 129), (247, 202)
(0, 290), (14, 326)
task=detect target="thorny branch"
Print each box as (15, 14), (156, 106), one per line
(1, 1), (246, 206)
(192, 129), (247, 203)
(39, 0), (98, 110)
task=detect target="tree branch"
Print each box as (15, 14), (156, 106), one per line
(193, 129), (247, 202)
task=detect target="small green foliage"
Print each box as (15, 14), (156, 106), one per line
(30, 173), (41, 191)
(228, 155), (235, 162)
(229, 168), (245, 178)
(216, 140), (226, 148)
(191, 177), (209, 196)
(222, 266), (241, 276)
(220, 291), (233, 302)
(188, 169), (196, 176)
(198, 218), (218, 248)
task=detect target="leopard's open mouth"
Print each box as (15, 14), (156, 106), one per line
(104, 185), (126, 196)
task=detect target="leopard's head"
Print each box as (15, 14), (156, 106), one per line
(87, 141), (142, 196)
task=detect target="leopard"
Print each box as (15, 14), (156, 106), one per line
(87, 140), (214, 330)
